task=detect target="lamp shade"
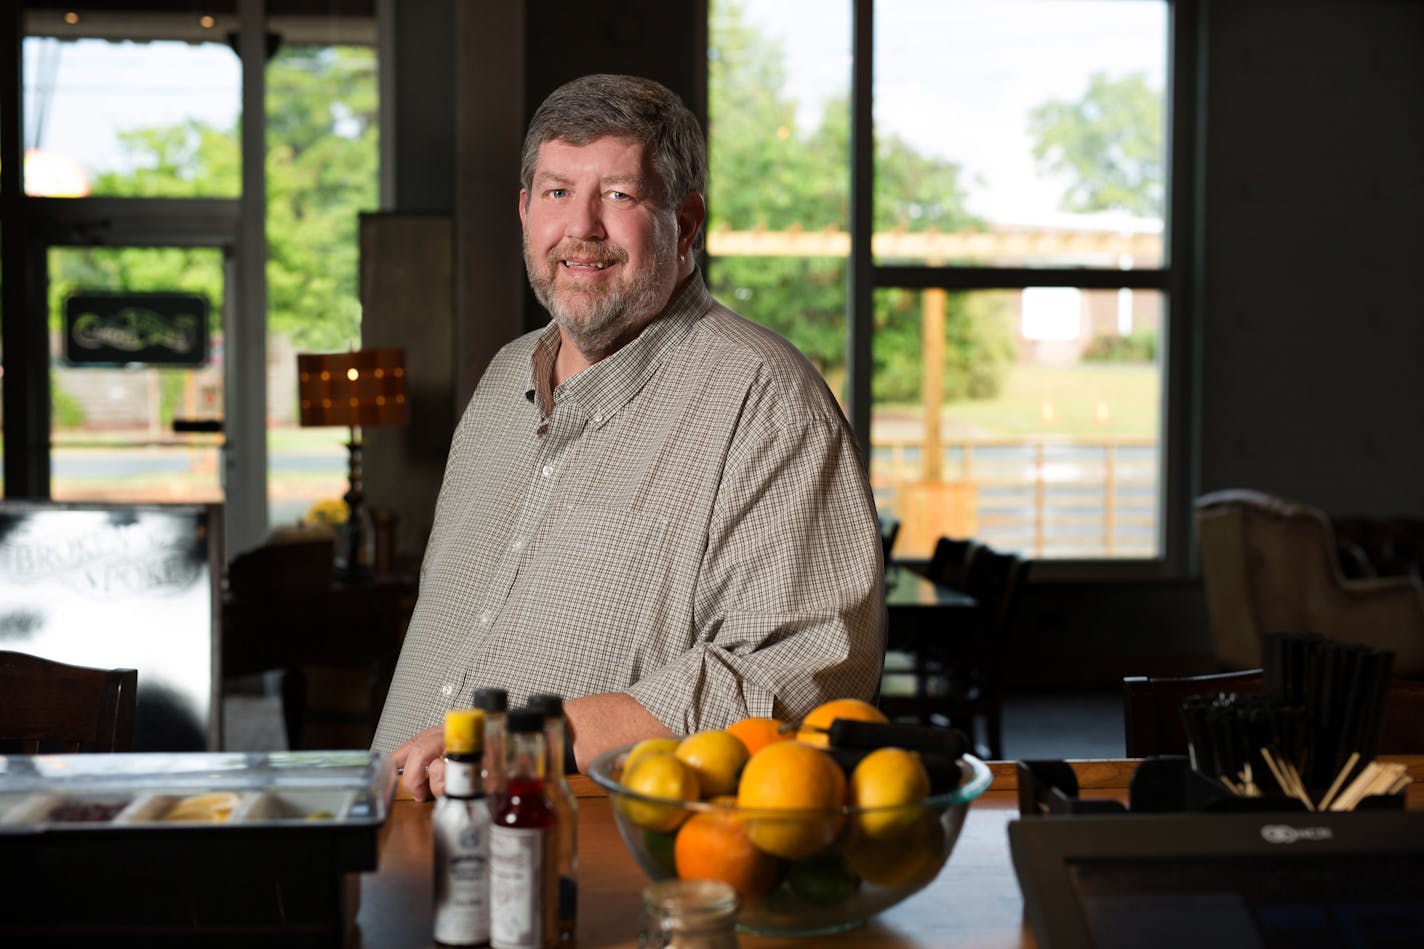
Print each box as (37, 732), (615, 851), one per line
(297, 348), (409, 428)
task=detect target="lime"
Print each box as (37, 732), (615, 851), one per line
(787, 856), (861, 903)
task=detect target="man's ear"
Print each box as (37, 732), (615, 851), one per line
(518, 189), (530, 226)
(676, 192), (706, 258)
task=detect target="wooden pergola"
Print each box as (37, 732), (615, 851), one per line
(706, 225), (1163, 482)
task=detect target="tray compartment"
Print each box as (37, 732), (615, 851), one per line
(234, 788), (356, 823)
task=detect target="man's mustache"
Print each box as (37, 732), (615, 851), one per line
(550, 240), (628, 266)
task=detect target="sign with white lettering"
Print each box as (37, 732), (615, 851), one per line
(63, 292), (210, 367)
(0, 502), (223, 750)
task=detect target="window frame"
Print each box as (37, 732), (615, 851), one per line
(845, 0), (1198, 578)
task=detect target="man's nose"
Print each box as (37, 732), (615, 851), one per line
(565, 193), (606, 240)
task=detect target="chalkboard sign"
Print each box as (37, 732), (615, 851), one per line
(64, 292), (210, 367)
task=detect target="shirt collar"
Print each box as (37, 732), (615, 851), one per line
(526, 271), (712, 427)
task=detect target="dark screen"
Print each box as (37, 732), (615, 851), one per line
(1069, 856), (1424, 949)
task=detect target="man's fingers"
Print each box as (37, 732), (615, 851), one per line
(402, 758), (433, 801)
(427, 758), (447, 798)
(393, 725), (447, 802)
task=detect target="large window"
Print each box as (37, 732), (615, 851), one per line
(14, 10), (376, 541)
(708, 0), (1172, 562)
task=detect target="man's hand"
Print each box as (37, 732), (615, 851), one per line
(390, 725), (447, 801)
(564, 692), (676, 773)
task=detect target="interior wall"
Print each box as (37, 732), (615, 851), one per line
(1013, 0), (1424, 686)
(1196, 0), (1424, 517)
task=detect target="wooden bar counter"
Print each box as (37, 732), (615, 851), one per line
(355, 758), (1424, 949)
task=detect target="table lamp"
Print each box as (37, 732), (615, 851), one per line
(297, 347), (408, 581)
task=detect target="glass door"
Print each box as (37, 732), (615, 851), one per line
(48, 245), (228, 507)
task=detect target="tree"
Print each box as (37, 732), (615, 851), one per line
(707, 0), (1013, 404)
(1027, 71), (1164, 217)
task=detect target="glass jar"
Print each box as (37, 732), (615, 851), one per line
(638, 879), (740, 949)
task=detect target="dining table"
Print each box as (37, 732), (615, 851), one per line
(884, 565), (978, 653)
(352, 756), (1424, 949)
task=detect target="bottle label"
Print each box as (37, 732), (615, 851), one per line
(446, 759), (478, 798)
(490, 825), (555, 949)
(433, 796), (491, 946)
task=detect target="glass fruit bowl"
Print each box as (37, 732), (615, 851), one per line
(588, 741), (992, 937)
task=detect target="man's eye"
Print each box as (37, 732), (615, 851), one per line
(608, 191), (631, 202)
(547, 188), (568, 199)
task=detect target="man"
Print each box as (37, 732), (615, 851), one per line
(375, 74), (885, 799)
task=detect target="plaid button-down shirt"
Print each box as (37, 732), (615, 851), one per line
(372, 274), (886, 752)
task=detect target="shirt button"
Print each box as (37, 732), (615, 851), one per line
(440, 683), (453, 698)
(479, 612), (491, 625)
(541, 464), (553, 478)
(592, 414), (603, 425)
(512, 538), (525, 551)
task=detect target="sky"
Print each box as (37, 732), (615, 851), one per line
(736, 0), (1168, 222)
(23, 0), (1167, 223)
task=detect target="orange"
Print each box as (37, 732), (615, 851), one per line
(736, 741), (846, 859)
(795, 697), (887, 748)
(619, 752), (700, 833)
(848, 747), (931, 840)
(725, 716), (792, 757)
(675, 730), (750, 798)
(673, 808), (780, 901)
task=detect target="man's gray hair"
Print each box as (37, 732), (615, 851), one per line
(520, 74), (707, 210)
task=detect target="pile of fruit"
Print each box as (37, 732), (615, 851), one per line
(614, 698), (966, 904)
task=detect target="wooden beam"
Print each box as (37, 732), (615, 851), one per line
(707, 226), (1162, 263)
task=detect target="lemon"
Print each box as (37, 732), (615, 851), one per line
(795, 697), (887, 748)
(736, 741), (846, 859)
(619, 752), (700, 833)
(848, 747), (930, 840)
(675, 729), (750, 797)
(844, 811), (945, 887)
(162, 791), (241, 822)
(621, 736), (680, 780)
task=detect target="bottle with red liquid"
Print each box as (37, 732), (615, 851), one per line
(526, 693), (577, 945)
(489, 709), (559, 949)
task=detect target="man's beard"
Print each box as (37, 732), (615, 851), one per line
(524, 227), (679, 361)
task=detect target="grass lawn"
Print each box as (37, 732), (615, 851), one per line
(879, 361), (1160, 438)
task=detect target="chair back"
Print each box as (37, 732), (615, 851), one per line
(1123, 669), (1424, 757)
(928, 535), (983, 592)
(963, 547), (1029, 635)
(1195, 489), (1424, 675)
(0, 651), (138, 753)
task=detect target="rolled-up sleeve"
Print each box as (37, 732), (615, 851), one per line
(626, 381), (886, 734)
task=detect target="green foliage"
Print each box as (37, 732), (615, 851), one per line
(707, 0), (1012, 399)
(1082, 330), (1157, 363)
(1027, 71), (1164, 217)
(873, 290), (1017, 403)
(157, 370), (188, 427)
(48, 247), (224, 338)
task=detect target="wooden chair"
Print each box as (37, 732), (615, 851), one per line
(927, 535), (983, 592)
(0, 651), (138, 753)
(1123, 668), (1424, 758)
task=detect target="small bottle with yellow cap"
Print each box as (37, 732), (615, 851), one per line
(434, 708), (491, 947)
